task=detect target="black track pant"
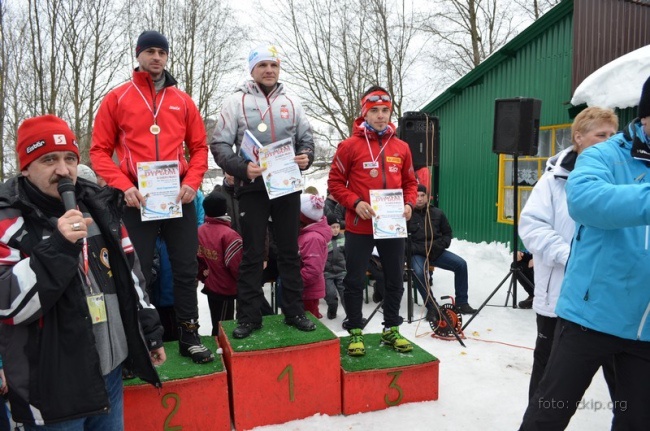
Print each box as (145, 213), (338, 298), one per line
(236, 191), (304, 324)
(520, 318), (650, 430)
(343, 231), (405, 329)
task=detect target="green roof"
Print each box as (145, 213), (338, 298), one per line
(422, 0), (574, 113)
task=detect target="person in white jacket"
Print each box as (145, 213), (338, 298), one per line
(519, 106), (618, 400)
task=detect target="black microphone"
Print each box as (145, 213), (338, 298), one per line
(57, 178), (77, 211)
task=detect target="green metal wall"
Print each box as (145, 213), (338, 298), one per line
(424, 10), (574, 245)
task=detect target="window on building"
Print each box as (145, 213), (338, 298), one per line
(496, 123), (572, 224)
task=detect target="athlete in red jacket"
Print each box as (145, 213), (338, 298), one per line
(90, 31), (212, 364)
(328, 85), (418, 357)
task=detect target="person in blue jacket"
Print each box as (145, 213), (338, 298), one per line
(520, 76), (650, 430)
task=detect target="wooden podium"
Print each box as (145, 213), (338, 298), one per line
(123, 336), (230, 431)
(219, 314), (341, 431)
(339, 333), (440, 415)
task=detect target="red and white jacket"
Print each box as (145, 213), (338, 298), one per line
(90, 69), (208, 192)
(328, 118), (418, 235)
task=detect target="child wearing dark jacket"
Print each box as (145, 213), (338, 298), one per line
(324, 214), (346, 319)
(197, 190), (243, 338)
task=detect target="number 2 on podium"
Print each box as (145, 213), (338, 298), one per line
(162, 393), (182, 430)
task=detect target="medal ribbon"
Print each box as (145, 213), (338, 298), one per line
(252, 86), (281, 126)
(132, 81), (167, 125)
(364, 128), (388, 165)
(79, 238), (94, 295)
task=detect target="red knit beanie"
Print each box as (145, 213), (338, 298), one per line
(16, 115), (79, 170)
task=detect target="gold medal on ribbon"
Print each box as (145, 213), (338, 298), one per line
(257, 123), (268, 132)
(150, 124), (161, 135)
(370, 169), (379, 178)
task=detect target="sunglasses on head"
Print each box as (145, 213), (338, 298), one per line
(364, 94), (391, 103)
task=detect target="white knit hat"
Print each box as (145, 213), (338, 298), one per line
(77, 164), (97, 183)
(300, 193), (324, 222)
(248, 44), (281, 73)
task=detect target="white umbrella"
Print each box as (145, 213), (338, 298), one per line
(571, 44), (650, 110)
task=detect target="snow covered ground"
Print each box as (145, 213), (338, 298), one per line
(197, 239), (612, 431)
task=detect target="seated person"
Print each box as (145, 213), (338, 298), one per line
(408, 185), (476, 315)
(366, 249), (385, 303)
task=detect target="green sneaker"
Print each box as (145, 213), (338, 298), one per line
(381, 326), (413, 353)
(347, 329), (366, 356)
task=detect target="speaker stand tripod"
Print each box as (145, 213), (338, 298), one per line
(461, 153), (534, 331)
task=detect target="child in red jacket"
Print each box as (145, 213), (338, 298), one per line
(299, 194), (333, 319)
(198, 190), (243, 339)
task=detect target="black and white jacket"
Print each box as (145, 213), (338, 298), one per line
(0, 176), (162, 425)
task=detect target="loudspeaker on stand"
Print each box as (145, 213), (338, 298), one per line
(492, 98), (541, 156)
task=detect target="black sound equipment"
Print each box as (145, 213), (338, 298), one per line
(492, 98), (541, 156)
(398, 112), (440, 168)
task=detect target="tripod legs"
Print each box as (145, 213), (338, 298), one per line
(506, 266), (535, 306)
(461, 264), (534, 331)
(461, 269), (514, 331)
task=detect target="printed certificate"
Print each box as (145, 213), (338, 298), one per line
(137, 161), (183, 221)
(369, 188), (407, 239)
(259, 138), (303, 199)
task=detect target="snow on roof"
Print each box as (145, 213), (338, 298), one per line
(571, 44), (650, 109)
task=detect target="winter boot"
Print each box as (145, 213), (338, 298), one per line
(178, 320), (215, 364)
(347, 328), (365, 356)
(284, 314), (316, 332)
(380, 326), (413, 353)
(327, 305), (337, 320)
(518, 295), (534, 309)
(232, 322), (262, 339)
(456, 303), (478, 315)
(426, 308), (439, 323)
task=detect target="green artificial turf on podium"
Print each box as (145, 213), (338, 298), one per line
(123, 335), (224, 386)
(220, 313), (338, 352)
(339, 333), (438, 372)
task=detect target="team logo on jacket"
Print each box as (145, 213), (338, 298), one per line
(100, 248), (110, 269)
(280, 106), (289, 119)
(386, 156), (402, 164)
(389, 165), (399, 173)
(169, 105), (181, 111)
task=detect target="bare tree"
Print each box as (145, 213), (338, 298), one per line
(26, 0), (67, 115)
(419, 0), (521, 78)
(58, 0), (128, 162)
(1, 4), (33, 178)
(260, 0), (426, 163)
(366, 0), (425, 119)
(513, 0), (561, 20)
(0, 2), (6, 180)
(124, 0), (246, 120)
